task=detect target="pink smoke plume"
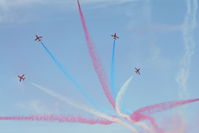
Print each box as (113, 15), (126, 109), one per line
(161, 114), (187, 133)
(77, 0), (115, 108)
(0, 115), (112, 125)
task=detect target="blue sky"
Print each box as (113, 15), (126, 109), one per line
(0, 0), (199, 133)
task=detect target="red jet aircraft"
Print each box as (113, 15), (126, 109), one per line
(35, 35), (42, 41)
(135, 68), (141, 75)
(18, 74), (25, 82)
(111, 33), (119, 40)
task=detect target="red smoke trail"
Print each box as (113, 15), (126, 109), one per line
(131, 98), (199, 121)
(77, 0), (115, 108)
(0, 115), (112, 125)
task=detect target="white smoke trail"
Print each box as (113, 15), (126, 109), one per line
(176, 0), (198, 99)
(115, 76), (154, 133)
(31, 82), (139, 133)
(115, 76), (133, 118)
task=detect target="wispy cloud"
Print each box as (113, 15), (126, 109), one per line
(81, 0), (137, 6)
(0, 0), (42, 23)
(176, 0), (198, 99)
(29, 100), (52, 114)
(0, 0), (138, 23)
(126, 0), (172, 68)
(0, 0), (137, 9)
(16, 100), (63, 114)
(131, 24), (186, 34)
(0, 0), (42, 10)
